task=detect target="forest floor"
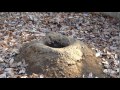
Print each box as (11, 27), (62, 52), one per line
(0, 12), (119, 78)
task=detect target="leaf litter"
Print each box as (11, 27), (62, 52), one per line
(0, 12), (119, 78)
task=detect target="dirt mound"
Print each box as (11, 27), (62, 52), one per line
(15, 32), (105, 78)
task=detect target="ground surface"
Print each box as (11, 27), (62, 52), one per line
(0, 12), (119, 78)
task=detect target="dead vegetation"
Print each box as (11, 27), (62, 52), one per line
(0, 12), (119, 78)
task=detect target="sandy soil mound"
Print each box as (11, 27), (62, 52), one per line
(15, 32), (105, 78)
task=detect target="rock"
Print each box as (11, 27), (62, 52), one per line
(15, 32), (105, 78)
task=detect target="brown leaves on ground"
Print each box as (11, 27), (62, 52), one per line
(0, 12), (119, 78)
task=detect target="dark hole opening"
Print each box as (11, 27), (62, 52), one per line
(45, 41), (68, 48)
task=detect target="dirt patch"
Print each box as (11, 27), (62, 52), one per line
(15, 32), (105, 78)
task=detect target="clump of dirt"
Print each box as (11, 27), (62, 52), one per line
(15, 32), (105, 78)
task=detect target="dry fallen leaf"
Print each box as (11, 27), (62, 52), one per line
(4, 68), (14, 76)
(0, 72), (6, 78)
(95, 51), (103, 57)
(0, 57), (4, 63)
(88, 72), (93, 78)
(18, 68), (26, 74)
